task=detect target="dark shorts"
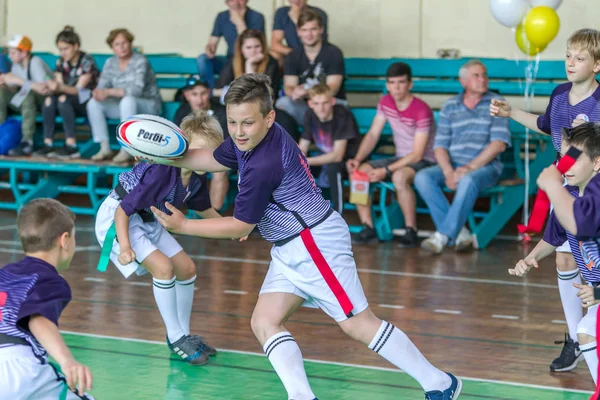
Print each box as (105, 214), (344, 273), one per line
(367, 157), (435, 173)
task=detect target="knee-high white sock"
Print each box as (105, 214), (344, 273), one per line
(580, 341), (598, 383)
(263, 332), (315, 400)
(558, 268), (583, 341)
(153, 277), (185, 343)
(369, 321), (451, 392)
(176, 275), (196, 336)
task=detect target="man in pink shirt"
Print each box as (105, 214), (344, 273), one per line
(347, 63), (436, 246)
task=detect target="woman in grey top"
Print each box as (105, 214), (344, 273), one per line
(86, 28), (161, 162)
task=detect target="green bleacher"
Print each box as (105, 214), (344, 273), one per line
(0, 53), (563, 248)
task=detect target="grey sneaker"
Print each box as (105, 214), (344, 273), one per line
(188, 335), (217, 356)
(167, 335), (210, 365)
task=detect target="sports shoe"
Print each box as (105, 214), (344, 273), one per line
(550, 333), (583, 372)
(50, 145), (81, 159)
(188, 335), (217, 356)
(424, 373), (463, 400)
(112, 148), (132, 163)
(421, 232), (448, 254)
(353, 224), (378, 244)
(396, 227), (419, 248)
(167, 335), (209, 365)
(454, 227), (473, 252)
(32, 145), (56, 157)
(8, 141), (33, 156)
(91, 148), (113, 161)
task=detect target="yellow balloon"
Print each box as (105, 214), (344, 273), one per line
(515, 24), (546, 56)
(523, 6), (560, 48)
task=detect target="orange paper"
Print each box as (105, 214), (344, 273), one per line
(350, 170), (370, 205)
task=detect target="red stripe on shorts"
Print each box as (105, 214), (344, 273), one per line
(299, 228), (354, 317)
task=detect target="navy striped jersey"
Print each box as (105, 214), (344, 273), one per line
(537, 82), (600, 152)
(543, 174), (600, 283)
(0, 257), (72, 358)
(214, 123), (332, 243)
(109, 163), (211, 217)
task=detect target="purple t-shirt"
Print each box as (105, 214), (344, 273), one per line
(110, 163), (212, 217)
(213, 123), (331, 243)
(543, 174), (600, 283)
(537, 82), (600, 152)
(0, 257), (71, 358)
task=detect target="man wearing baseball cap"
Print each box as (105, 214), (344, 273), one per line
(0, 34), (53, 156)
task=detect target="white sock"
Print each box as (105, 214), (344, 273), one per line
(369, 321), (451, 392)
(557, 268), (583, 341)
(176, 275), (196, 336)
(263, 332), (315, 400)
(580, 341), (598, 383)
(153, 277), (185, 343)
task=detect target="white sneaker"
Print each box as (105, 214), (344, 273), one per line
(91, 149), (113, 161)
(112, 149), (132, 164)
(421, 232), (448, 254)
(454, 227), (473, 251)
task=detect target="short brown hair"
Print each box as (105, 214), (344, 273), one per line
(567, 28), (600, 62)
(180, 110), (224, 149)
(298, 9), (323, 29)
(17, 198), (75, 253)
(224, 73), (273, 116)
(307, 83), (331, 99)
(106, 28), (134, 48)
(562, 122), (600, 160)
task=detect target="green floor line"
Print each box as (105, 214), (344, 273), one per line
(62, 333), (591, 400)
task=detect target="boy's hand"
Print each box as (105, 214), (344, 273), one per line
(573, 283), (600, 308)
(118, 247), (136, 265)
(508, 258), (539, 276)
(60, 358), (93, 396)
(151, 203), (188, 234)
(490, 99), (511, 118)
(536, 165), (563, 192)
(239, 235), (249, 242)
(346, 159), (360, 172)
(368, 168), (387, 183)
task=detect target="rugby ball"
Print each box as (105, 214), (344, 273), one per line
(116, 114), (188, 163)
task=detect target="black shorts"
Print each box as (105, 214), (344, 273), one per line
(367, 157), (435, 173)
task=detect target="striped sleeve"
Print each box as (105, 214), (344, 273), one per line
(490, 114), (511, 145)
(542, 211), (567, 247)
(414, 101), (433, 132)
(433, 103), (452, 149)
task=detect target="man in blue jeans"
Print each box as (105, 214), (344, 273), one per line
(414, 60), (511, 254)
(197, 0), (265, 89)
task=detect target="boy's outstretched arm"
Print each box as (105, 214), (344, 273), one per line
(28, 315), (93, 396)
(490, 99), (544, 134)
(509, 239), (556, 276)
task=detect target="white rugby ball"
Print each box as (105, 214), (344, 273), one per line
(116, 114), (188, 163)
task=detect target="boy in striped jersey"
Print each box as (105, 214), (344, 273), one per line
(151, 73), (462, 400)
(95, 111), (224, 365)
(491, 28), (600, 372)
(509, 123), (600, 383)
(0, 198), (93, 399)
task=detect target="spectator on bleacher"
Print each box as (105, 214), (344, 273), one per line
(414, 60), (510, 254)
(299, 83), (359, 214)
(0, 49), (10, 73)
(173, 76), (229, 210)
(270, 0), (328, 65)
(347, 63), (436, 246)
(197, 0), (265, 90)
(0, 35), (53, 156)
(276, 9), (346, 126)
(86, 28), (161, 163)
(33, 26), (99, 159)
(213, 29), (298, 139)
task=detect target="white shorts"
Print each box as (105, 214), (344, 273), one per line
(95, 197), (183, 278)
(260, 211), (369, 322)
(577, 303), (599, 337)
(0, 345), (94, 400)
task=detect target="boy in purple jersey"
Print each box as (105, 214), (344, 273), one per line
(0, 198), (93, 399)
(150, 73), (462, 400)
(95, 111), (227, 365)
(509, 123), (600, 383)
(491, 28), (600, 372)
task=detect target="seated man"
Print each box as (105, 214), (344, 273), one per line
(270, 0), (328, 64)
(173, 75), (229, 211)
(347, 63), (436, 246)
(196, 0), (265, 89)
(0, 35), (52, 156)
(276, 8), (345, 126)
(414, 60), (510, 254)
(298, 83), (359, 214)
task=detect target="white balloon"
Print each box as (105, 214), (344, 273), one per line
(530, 0), (562, 9)
(490, 0), (530, 28)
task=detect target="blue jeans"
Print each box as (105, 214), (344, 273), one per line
(414, 164), (500, 242)
(196, 54), (227, 89)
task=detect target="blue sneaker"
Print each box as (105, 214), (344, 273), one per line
(424, 373), (462, 400)
(167, 335), (209, 365)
